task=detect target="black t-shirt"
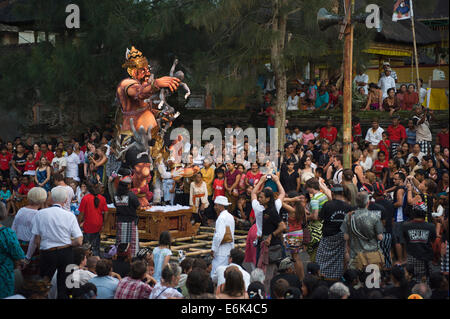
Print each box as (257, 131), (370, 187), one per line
(373, 198), (395, 234)
(402, 220), (436, 261)
(112, 259), (131, 278)
(319, 199), (353, 237)
(280, 170), (299, 193)
(263, 207), (283, 246)
(114, 191), (140, 223)
(316, 150), (330, 168)
(270, 273), (302, 297)
(13, 153), (27, 171)
(280, 154), (300, 172)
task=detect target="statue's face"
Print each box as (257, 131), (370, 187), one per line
(135, 163), (151, 177)
(133, 67), (151, 82)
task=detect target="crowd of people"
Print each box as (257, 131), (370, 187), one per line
(278, 62), (427, 115)
(0, 93), (449, 300)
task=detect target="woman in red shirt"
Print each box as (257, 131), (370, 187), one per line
(282, 194), (308, 254)
(403, 84), (419, 111)
(78, 181), (108, 256)
(326, 84), (342, 110)
(396, 84), (407, 110)
(245, 162), (263, 187)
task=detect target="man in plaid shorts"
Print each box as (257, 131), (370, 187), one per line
(412, 105), (433, 155)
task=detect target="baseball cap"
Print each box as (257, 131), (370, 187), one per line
(372, 182), (385, 196)
(278, 257), (294, 271)
(247, 282), (265, 299)
(307, 262), (320, 276)
(285, 287), (302, 299)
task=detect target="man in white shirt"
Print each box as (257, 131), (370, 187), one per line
(380, 62), (398, 83)
(354, 67), (369, 94)
(31, 186), (83, 299)
(65, 146), (81, 182)
(365, 119), (384, 146)
(212, 248), (251, 290)
(412, 105), (433, 155)
(407, 143), (426, 163)
(51, 148), (67, 177)
(378, 68), (396, 99)
(52, 174), (75, 211)
(418, 79), (427, 104)
(210, 196), (235, 279)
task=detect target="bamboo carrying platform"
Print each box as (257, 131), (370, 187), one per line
(102, 207), (200, 241)
(101, 225), (249, 260)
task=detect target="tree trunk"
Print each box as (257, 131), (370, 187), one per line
(271, 0), (288, 152)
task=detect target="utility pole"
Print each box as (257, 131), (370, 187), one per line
(342, 0), (354, 169)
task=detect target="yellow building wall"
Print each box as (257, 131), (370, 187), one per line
(367, 65), (449, 85)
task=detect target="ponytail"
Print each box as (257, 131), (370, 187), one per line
(94, 194), (99, 208)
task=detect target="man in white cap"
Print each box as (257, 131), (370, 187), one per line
(380, 61), (398, 83)
(378, 67), (396, 99)
(210, 195), (235, 279)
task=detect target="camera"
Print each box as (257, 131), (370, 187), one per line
(266, 174), (272, 180)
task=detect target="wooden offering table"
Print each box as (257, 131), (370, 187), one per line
(102, 206), (200, 241)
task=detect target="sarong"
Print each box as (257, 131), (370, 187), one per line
(316, 232), (345, 280)
(116, 221), (139, 258)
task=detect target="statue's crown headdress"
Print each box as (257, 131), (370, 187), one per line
(122, 46), (149, 75)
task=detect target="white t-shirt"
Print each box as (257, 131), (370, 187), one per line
(252, 198), (282, 237)
(65, 153), (80, 180)
(213, 263), (251, 289)
(365, 127), (384, 145)
(419, 87), (427, 104)
(360, 157), (373, 172)
(31, 205), (82, 250)
(11, 207), (39, 242)
(378, 76), (396, 99)
(286, 95), (299, 110)
(407, 152), (425, 163)
(354, 74), (369, 94)
(51, 157), (67, 175)
(292, 131), (303, 142)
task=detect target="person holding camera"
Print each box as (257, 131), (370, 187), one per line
(412, 105), (433, 155)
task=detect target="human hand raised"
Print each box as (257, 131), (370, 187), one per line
(155, 76), (180, 92)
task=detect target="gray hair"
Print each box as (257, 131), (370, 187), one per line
(27, 187), (48, 205)
(356, 191), (369, 209)
(0, 202), (7, 221)
(250, 268), (265, 284)
(329, 282), (350, 299)
(411, 283), (432, 299)
(50, 186), (68, 204)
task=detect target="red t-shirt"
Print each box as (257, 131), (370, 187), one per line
(387, 124), (406, 143)
(438, 132), (449, 149)
(265, 106), (275, 127)
(213, 178), (225, 200)
(36, 151), (55, 163)
(79, 194), (108, 234)
(0, 153), (12, 171)
(246, 171), (263, 186)
(378, 140), (391, 160)
(18, 182), (35, 196)
(373, 160), (388, 178)
(25, 160), (37, 171)
(320, 127), (338, 144)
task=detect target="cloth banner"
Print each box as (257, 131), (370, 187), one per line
(422, 88), (449, 110)
(392, 0), (413, 21)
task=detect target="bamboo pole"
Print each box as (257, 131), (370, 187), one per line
(410, 0), (421, 90)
